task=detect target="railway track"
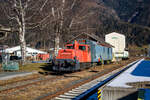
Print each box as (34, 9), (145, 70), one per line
(0, 75), (39, 86)
(0, 75), (64, 93)
(36, 58), (141, 100)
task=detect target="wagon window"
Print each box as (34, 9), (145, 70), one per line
(79, 46), (86, 51)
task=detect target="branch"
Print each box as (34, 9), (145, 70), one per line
(69, 18), (74, 29)
(40, 0), (49, 11)
(71, 0), (77, 9)
(24, 0), (31, 10)
(26, 18), (57, 30)
(25, 0), (51, 21)
(26, 12), (54, 25)
(2, 5), (14, 20)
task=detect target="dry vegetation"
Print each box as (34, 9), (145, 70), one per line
(0, 74), (41, 86)
(128, 45), (148, 56)
(19, 63), (48, 72)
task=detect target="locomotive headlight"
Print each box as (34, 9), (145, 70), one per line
(70, 61), (75, 66)
(55, 61), (59, 65)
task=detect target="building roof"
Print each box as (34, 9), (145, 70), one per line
(68, 32), (114, 48)
(1, 46), (47, 54)
(106, 32), (125, 37)
(0, 45), (9, 50)
(0, 25), (11, 40)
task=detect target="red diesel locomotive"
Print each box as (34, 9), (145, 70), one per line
(53, 40), (91, 71)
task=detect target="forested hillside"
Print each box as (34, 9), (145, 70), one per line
(103, 0), (150, 27)
(0, 0), (150, 49)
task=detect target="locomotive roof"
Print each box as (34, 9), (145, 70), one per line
(68, 32), (114, 48)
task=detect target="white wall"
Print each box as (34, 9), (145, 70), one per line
(105, 32), (125, 53)
(105, 32), (126, 58)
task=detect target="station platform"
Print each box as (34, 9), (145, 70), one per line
(107, 59), (150, 88)
(52, 59), (139, 100)
(101, 59), (150, 100)
(138, 89), (150, 100)
(0, 71), (37, 80)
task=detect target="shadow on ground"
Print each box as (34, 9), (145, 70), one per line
(38, 63), (80, 76)
(88, 70), (99, 73)
(39, 63), (53, 71)
(118, 91), (138, 100)
(38, 63), (59, 75)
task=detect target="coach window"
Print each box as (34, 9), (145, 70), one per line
(79, 46), (86, 51)
(103, 47), (105, 53)
(108, 48), (109, 55)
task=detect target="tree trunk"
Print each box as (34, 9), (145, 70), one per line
(19, 0), (26, 65)
(54, 0), (65, 57)
(19, 20), (26, 65)
(54, 34), (59, 56)
(19, 27), (26, 65)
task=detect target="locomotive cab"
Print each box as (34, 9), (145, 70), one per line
(53, 40), (91, 71)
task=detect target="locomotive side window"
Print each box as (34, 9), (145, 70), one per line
(67, 46), (74, 49)
(88, 46), (90, 52)
(79, 46), (86, 51)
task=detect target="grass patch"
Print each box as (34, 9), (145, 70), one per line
(19, 63), (52, 72)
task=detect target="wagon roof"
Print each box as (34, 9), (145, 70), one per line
(68, 32), (114, 48)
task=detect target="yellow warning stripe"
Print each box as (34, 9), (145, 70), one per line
(98, 96), (101, 100)
(97, 89), (101, 94)
(97, 89), (102, 100)
(98, 94), (101, 98)
(97, 92), (101, 95)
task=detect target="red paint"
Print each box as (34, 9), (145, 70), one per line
(98, 58), (100, 62)
(56, 40), (91, 62)
(37, 54), (49, 60)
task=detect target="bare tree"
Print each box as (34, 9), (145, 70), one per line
(15, 0), (26, 64)
(49, 0), (96, 56)
(1, 0), (28, 64)
(52, 0), (66, 56)
(1, 0), (51, 64)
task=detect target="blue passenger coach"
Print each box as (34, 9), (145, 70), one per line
(75, 39), (113, 63)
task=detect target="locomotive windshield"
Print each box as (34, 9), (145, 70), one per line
(79, 46), (86, 51)
(67, 46), (74, 49)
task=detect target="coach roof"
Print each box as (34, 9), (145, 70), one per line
(68, 32), (114, 48)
